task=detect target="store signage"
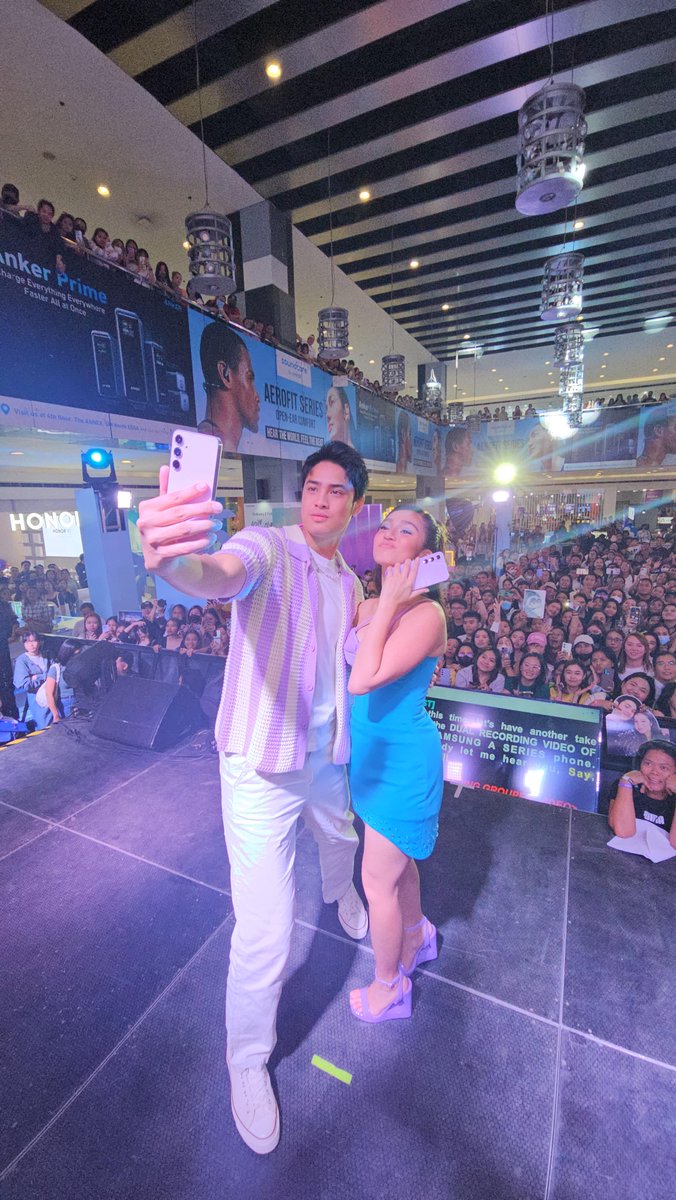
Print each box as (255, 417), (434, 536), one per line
(9, 510), (80, 532)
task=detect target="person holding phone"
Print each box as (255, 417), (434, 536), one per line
(344, 507), (447, 1022)
(137, 440), (370, 1156)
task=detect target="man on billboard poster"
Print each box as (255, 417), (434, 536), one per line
(197, 321), (261, 452)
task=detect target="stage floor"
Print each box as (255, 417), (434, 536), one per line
(0, 722), (674, 1200)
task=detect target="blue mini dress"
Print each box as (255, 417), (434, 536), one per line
(344, 617), (443, 859)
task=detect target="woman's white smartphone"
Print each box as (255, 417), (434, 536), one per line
(414, 551), (449, 590)
(167, 430), (222, 500)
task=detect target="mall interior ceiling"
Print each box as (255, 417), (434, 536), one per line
(41, 0), (675, 370)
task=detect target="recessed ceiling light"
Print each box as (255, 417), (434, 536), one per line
(667, 343), (673, 349)
(441, 303), (450, 311)
(121, 459), (133, 465)
(358, 189), (371, 203)
(347, 345), (353, 351)
(498, 378), (503, 382)
(369, 359), (375, 365)
(544, 360), (550, 365)
(10, 450), (23, 456)
(659, 356), (666, 361)
(652, 367), (658, 372)
(97, 184), (110, 197)
(491, 368), (497, 372)
(574, 219), (585, 230)
(409, 259), (419, 269)
(463, 333), (470, 340)
(182, 239), (190, 250)
(603, 352), (608, 356)
(266, 61), (282, 80)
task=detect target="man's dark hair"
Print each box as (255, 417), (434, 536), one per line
(37, 198), (55, 215)
(300, 441), (369, 502)
(93, 226), (108, 241)
(1, 183), (19, 204)
(200, 320), (246, 390)
(463, 609), (482, 622)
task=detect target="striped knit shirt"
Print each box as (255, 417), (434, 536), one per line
(213, 525), (362, 773)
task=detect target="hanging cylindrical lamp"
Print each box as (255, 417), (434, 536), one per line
(540, 252), (584, 322)
(185, 210), (236, 298)
(516, 82), (586, 215)
(318, 307), (349, 360)
(558, 361), (584, 398)
(382, 353), (405, 390)
(562, 391), (584, 425)
(554, 324), (584, 364)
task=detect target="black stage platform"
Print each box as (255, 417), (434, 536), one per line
(1, 722), (674, 1200)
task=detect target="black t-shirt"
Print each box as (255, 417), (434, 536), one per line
(628, 784), (675, 833)
(504, 676), (550, 700)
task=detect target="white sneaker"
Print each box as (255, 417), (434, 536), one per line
(337, 883), (369, 940)
(227, 1061), (280, 1155)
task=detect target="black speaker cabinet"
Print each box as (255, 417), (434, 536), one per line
(91, 677), (201, 750)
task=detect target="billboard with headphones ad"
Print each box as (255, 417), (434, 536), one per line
(189, 308), (334, 460)
(0, 215), (195, 432)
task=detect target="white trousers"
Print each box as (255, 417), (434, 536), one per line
(219, 746), (359, 1070)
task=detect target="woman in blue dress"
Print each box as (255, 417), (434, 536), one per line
(345, 507), (447, 1023)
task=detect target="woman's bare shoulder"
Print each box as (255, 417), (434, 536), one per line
(354, 597), (379, 625)
(398, 598), (447, 650)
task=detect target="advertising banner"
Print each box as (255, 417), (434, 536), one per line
(352, 386), (396, 469)
(189, 308), (341, 460)
(426, 686), (602, 812)
(443, 403), (674, 479)
(0, 217), (195, 427)
(561, 408), (639, 470)
(395, 409), (442, 475)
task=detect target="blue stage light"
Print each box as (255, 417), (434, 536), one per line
(83, 447), (113, 470)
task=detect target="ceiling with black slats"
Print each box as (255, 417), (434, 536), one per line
(41, 0), (676, 362)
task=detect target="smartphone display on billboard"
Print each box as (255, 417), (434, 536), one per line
(91, 330), (118, 399)
(115, 309), (147, 403)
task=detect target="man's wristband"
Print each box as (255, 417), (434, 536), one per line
(619, 775), (634, 787)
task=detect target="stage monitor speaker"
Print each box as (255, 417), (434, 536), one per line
(90, 677), (201, 750)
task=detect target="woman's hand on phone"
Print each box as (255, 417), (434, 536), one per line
(379, 559), (426, 611)
(137, 466), (223, 571)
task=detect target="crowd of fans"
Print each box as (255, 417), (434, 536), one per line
(0, 184), (282, 346)
(3, 517), (676, 835)
(459, 393), (670, 424)
(0, 558), (233, 729)
(5, 183), (672, 429)
(385, 520), (676, 760)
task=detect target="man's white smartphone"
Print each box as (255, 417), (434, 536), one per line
(414, 551), (449, 590)
(167, 430), (222, 500)
(562, 641), (572, 655)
